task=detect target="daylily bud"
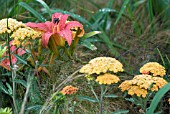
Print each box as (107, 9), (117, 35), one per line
(52, 34), (65, 47)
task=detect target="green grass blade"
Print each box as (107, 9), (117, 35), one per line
(77, 96), (99, 103)
(36, 0), (52, 17)
(81, 40), (97, 51)
(19, 2), (46, 22)
(51, 9), (92, 26)
(14, 54), (27, 65)
(157, 48), (165, 67)
(148, 0), (154, 32)
(111, 109), (129, 114)
(114, 0), (130, 26)
(82, 31), (101, 39)
(146, 83), (170, 114)
(99, 27), (120, 57)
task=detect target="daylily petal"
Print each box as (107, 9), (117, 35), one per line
(26, 22), (52, 32)
(42, 32), (53, 47)
(17, 48), (26, 56)
(52, 13), (69, 30)
(58, 29), (72, 46)
(65, 21), (83, 30)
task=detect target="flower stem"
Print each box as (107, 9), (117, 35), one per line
(90, 85), (99, 102)
(12, 68), (18, 114)
(99, 85), (104, 114)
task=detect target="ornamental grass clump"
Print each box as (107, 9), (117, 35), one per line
(79, 57), (124, 114)
(140, 62), (166, 77)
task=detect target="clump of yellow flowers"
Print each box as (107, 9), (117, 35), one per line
(11, 27), (43, 46)
(140, 62), (166, 77)
(0, 18), (42, 46)
(80, 57), (123, 85)
(119, 74), (167, 98)
(96, 73), (120, 85)
(0, 18), (25, 34)
(80, 57), (124, 75)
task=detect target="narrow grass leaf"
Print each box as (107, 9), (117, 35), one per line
(80, 40), (97, 51)
(36, 0), (52, 17)
(111, 109), (129, 114)
(14, 54), (27, 65)
(104, 94), (118, 98)
(77, 96), (99, 103)
(19, 2), (46, 22)
(114, 0), (130, 26)
(146, 83), (170, 114)
(51, 9), (92, 26)
(82, 31), (101, 39)
(14, 79), (27, 88)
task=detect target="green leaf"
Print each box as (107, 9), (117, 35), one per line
(111, 109), (129, 114)
(19, 2), (46, 22)
(14, 79), (27, 88)
(146, 83), (170, 114)
(114, 0), (130, 26)
(14, 54), (27, 65)
(82, 31), (101, 39)
(77, 96), (98, 103)
(125, 98), (134, 103)
(36, 0), (52, 17)
(0, 81), (9, 95)
(6, 83), (12, 95)
(26, 105), (42, 111)
(104, 94), (118, 98)
(81, 40), (97, 51)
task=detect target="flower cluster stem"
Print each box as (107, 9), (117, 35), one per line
(12, 68), (18, 114)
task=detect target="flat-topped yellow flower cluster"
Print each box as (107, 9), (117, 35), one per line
(140, 62), (166, 77)
(0, 18), (25, 34)
(96, 73), (120, 85)
(11, 27), (43, 46)
(79, 57), (124, 75)
(80, 57), (123, 85)
(119, 74), (167, 98)
(119, 62), (167, 98)
(0, 18), (42, 46)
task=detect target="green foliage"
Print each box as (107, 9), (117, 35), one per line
(147, 83), (170, 114)
(0, 107), (12, 114)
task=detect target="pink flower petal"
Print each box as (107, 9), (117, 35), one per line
(26, 22), (52, 32)
(11, 55), (17, 64)
(52, 13), (69, 30)
(58, 29), (72, 46)
(17, 48), (26, 56)
(66, 21), (83, 30)
(42, 32), (53, 47)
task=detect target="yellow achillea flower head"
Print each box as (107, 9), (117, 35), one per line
(79, 57), (124, 75)
(140, 62), (166, 77)
(119, 74), (167, 98)
(96, 73), (120, 85)
(11, 27), (43, 46)
(60, 85), (78, 95)
(168, 98), (170, 104)
(0, 18), (25, 34)
(128, 86), (148, 98)
(151, 77), (168, 91)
